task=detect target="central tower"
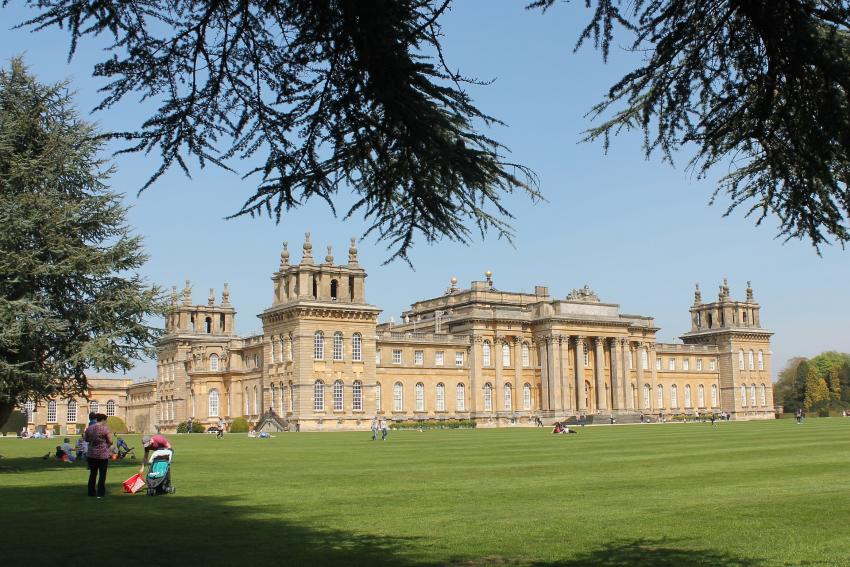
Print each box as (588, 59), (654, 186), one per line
(259, 234), (381, 429)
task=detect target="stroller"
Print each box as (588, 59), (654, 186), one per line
(116, 438), (136, 459)
(145, 448), (176, 496)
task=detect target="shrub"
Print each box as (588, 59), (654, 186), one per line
(389, 419), (476, 430)
(106, 416), (128, 433)
(176, 420), (206, 433)
(229, 417), (249, 433)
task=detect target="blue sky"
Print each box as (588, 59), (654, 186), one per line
(2, 2), (847, 380)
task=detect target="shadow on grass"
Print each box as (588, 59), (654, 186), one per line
(0, 454), (142, 474)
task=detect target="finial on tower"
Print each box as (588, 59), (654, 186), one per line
(302, 232), (313, 263)
(182, 280), (192, 305)
(719, 277), (730, 300)
(485, 270), (493, 287)
(208, 288), (215, 306)
(746, 280), (754, 301)
(348, 237), (358, 265)
(280, 241), (290, 268)
(171, 286), (178, 306)
(325, 245), (334, 264)
(222, 282), (230, 306)
(694, 283), (702, 305)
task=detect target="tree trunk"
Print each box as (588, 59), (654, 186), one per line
(0, 401), (15, 430)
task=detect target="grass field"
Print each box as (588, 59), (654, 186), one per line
(1, 419), (849, 566)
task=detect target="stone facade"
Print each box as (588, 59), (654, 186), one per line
(19, 236), (775, 433)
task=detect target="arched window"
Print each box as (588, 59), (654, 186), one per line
(333, 331), (344, 361)
(522, 342), (530, 367)
(436, 383), (446, 411)
(330, 279), (338, 300)
(697, 384), (705, 407)
(209, 389), (220, 416)
(760, 383), (767, 406)
(456, 383), (466, 411)
(314, 331), (325, 360)
(253, 385), (259, 414)
(90, 400), (99, 415)
(758, 350), (764, 371)
(671, 385), (678, 408)
(484, 383), (493, 411)
(393, 382), (403, 412)
(523, 383), (532, 410)
(205, 316), (212, 333)
(502, 343), (511, 367)
(271, 340), (276, 362)
(47, 400), (57, 423)
(106, 400), (116, 416)
(288, 381), (294, 412)
(504, 383), (512, 411)
(584, 343), (590, 367)
(314, 380), (325, 411)
(740, 384), (747, 406)
(375, 382), (382, 411)
(711, 384), (718, 406)
(641, 348), (648, 370)
(656, 385), (664, 408)
(333, 380), (344, 411)
(684, 385), (692, 408)
(352, 333), (363, 362)
(750, 384), (756, 406)
(245, 387), (250, 415)
(415, 382), (425, 411)
(270, 383), (276, 413)
(25, 400), (35, 421)
(353, 380), (363, 411)
(482, 341), (491, 366)
(280, 382), (287, 413)
(738, 350), (745, 370)
(643, 384), (651, 409)
(67, 400), (77, 423)
(748, 350), (754, 370)
(210, 354), (219, 371)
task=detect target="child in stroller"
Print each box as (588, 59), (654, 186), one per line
(141, 435), (175, 496)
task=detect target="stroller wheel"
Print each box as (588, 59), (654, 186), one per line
(147, 487), (155, 496)
(168, 487), (176, 494)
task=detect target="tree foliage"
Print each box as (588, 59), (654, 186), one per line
(776, 351), (850, 412)
(532, 0), (850, 250)
(9, 0), (539, 263)
(8, 1), (850, 257)
(0, 58), (164, 426)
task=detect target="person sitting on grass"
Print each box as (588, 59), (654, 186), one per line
(60, 438), (75, 462)
(75, 437), (87, 461)
(139, 434), (172, 476)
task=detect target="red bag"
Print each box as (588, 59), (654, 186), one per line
(123, 473), (145, 494)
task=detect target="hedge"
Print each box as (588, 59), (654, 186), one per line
(176, 420), (206, 433)
(389, 419), (476, 430)
(229, 417), (249, 433)
(106, 416), (128, 433)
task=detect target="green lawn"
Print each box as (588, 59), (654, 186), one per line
(1, 420), (848, 566)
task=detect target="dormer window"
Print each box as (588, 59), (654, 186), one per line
(330, 279), (338, 301)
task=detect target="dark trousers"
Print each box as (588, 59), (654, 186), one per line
(88, 458), (108, 497)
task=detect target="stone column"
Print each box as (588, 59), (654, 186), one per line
(574, 336), (586, 412)
(558, 335), (569, 411)
(594, 337), (607, 410)
(547, 336), (559, 411)
(620, 339), (631, 409)
(537, 336), (550, 411)
(495, 335), (504, 413)
(513, 337), (523, 406)
(609, 338), (619, 410)
(469, 337), (482, 413)
(636, 341), (646, 409)
(650, 343), (659, 412)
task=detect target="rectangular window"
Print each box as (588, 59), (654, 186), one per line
(392, 349), (402, 364)
(709, 359), (716, 371)
(683, 359), (689, 371)
(668, 358), (675, 371)
(414, 350), (424, 365)
(375, 349), (381, 365)
(455, 351), (465, 366)
(47, 402), (57, 423)
(696, 359), (703, 371)
(435, 351), (445, 366)
(656, 358), (662, 371)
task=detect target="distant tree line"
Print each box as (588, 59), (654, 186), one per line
(774, 352), (850, 415)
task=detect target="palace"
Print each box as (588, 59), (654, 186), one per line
(20, 234), (775, 434)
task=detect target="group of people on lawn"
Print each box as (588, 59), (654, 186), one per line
(370, 417), (389, 440)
